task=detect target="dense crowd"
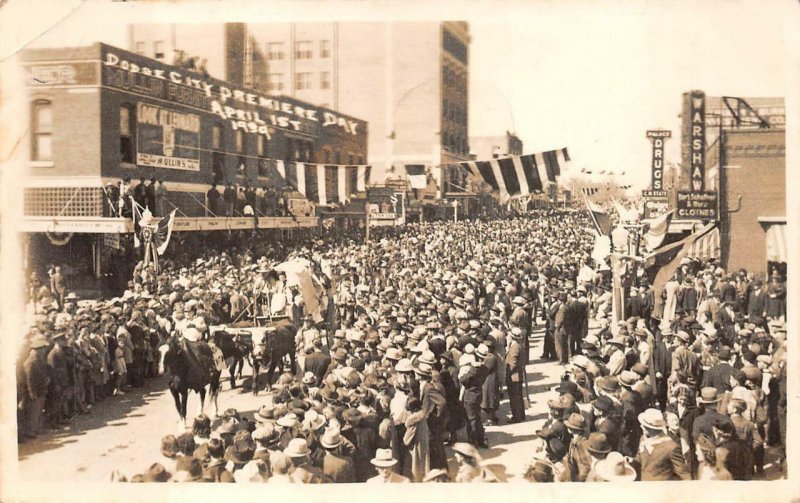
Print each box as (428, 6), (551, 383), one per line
(18, 208), (788, 482)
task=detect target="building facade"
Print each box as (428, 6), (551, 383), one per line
(21, 43), (367, 291)
(130, 21), (471, 179)
(469, 132), (524, 160)
(678, 93), (786, 278)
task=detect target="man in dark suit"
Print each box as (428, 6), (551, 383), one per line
(304, 339), (332, 384)
(746, 279), (767, 326)
(554, 293), (568, 365)
(633, 408), (690, 481)
(505, 328), (526, 423)
(719, 275), (738, 306)
(22, 335), (50, 438)
(702, 346), (736, 392)
(692, 387), (724, 440)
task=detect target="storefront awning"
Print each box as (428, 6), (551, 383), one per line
(762, 220), (787, 263)
(685, 226), (720, 261)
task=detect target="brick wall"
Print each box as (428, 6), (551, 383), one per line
(720, 129), (785, 278)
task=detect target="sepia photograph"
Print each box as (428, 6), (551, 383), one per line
(0, 0), (797, 501)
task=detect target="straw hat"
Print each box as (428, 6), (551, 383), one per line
(594, 452), (636, 481)
(370, 448), (398, 467)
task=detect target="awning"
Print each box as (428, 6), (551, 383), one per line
(685, 226), (720, 261)
(765, 223), (787, 263)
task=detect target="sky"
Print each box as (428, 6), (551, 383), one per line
(7, 0), (794, 190)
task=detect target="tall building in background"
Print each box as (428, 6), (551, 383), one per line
(128, 23), (268, 93)
(470, 131), (523, 159)
(130, 22), (471, 178)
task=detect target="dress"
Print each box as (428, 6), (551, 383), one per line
(402, 410), (430, 482)
(662, 280), (680, 326)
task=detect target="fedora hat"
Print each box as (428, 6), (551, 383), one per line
(422, 468), (450, 482)
(697, 387), (721, 404)
(674, 330), (690, 343)
(283, 438), (311, 458)
(512, 296), (526, 306)
(591, 395), (614, 414)
(564, 412), (587, 432)
(552, 380), (578, 396)
(254, 404), (275, 423)
(303, 409), (326, 431)
(608, 336), (626, 347)
(597, 376), (620, 394)
(371, 448), (398, 468)
(594, 451), (636, 481)
(276, 412), (298, 428)
(252, 424), (281, 447)
(638, 408), (666, 431)
(29, 334), (49, 349)
(451, 442), (482, 460)
(414, 362), (433, 376)
(320, 427), (343, 449)
(395, 358), (414, 373)
(586, 432), (611, 455)
(619, 371), (638, 388)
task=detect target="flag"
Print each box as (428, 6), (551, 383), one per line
(612, 197), (638, 223)
(155, 209), (178, 255)
(406, 165), (428, 189)
(642, 210), (674, 250)
(645, 223), (716, 290)
(585, 197), (613, 236)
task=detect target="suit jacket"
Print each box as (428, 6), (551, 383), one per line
(505, 341), (523, 383)
(24, 351), (50, 397)
(692, 408), (723, 440)
(747, 289), (767, 322)
(323, 451), (356, 483)
(304, 351), (332, 383)
(702, 362), (735, 393)
(563, 436), (593, 482)
(635, 436), (690, 481)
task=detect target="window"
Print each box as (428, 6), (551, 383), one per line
(154, 41), (165, 60)
(320, 71), (331, 90)
(295, 72), (312, 90)
(211, 124), (224, 184)
(119, 104), (135, 163)
(267, 42), (284, 60)
(135, 41), (146, 55)
(320, 40), (331, 58)
(267, 73), (284, 92)
(295, 41), (312, 59)
(257, 135), (266, 157)
(235, 129), (244, 153)
(31, 100), (53, 162)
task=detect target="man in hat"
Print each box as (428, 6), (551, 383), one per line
(746, 279), (767, 327)
(479, 341), (500, 426)
(633, 408), (690, 480)
(561, 412), (592, 481)
(417, 360), (448, 469)
(285, 438), (331, 483)
(21, 335), (50, 438)
(451, 442), (498, 482)
(670, 330), (700, 388)
(46, 332), (71, 426)
(583, 432), (613, 481)
(505, 327), (526, 424)
(366, 448), (409, 483)
(320, 427), (356, 483)
(459, 348), (489, 448)
(553, 292), (569, 364)
(692, 387), (724, 441)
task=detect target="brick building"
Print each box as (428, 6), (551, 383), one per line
(20, 43), (367, 292)
(708, 128), (786, 278)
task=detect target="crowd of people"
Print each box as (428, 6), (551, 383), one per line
(18, 207), (788, 483)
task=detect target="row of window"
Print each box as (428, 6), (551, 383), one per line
(268, 40), (330, 61)
(267, 72), (331, 92)
(134, 40), (166, 60)
(442, 131), (468, 155)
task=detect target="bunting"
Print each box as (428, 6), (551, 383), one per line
(455, 148), (569, 197)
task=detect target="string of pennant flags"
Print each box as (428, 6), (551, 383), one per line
(253, 147), (573, 206)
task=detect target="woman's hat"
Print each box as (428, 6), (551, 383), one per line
(594, 451), (636, 481)
(370, 448), (398, 467)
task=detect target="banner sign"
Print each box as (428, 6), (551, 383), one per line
(676, 191), (717, 220)
(101, 45), (364, 138)
(136, 102), (200, 171)
(689, 91), (706, 191)
(646, 130), (671, 191)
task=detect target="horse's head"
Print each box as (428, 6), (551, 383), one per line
(159, 335), (182, 374)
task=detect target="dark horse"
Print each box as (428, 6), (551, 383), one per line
(250, 319), (296, 394)
(212, 329), (253, 389)
(160, 336), (221, 428)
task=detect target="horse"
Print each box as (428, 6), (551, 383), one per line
(211, 328), (253, 389)
(250, 319), (296, 394)
(159, 336), (221, 429)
